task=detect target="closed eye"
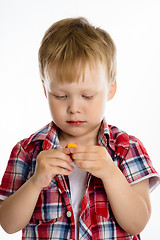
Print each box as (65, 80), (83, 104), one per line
(82, 95), (94, 100)
(54, 95), (67, 100)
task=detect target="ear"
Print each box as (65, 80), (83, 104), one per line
(107, 80), (117, 101)
(43, 83), (47, 98)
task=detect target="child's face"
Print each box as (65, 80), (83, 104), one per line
(44, 61), (116, 144)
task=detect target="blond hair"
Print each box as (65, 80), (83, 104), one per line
(38, 17), (116, 83)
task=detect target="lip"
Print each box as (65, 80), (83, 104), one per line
(66, 121), (86, 126)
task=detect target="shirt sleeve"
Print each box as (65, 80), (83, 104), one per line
(119, 135), (160, 192)
(0, 142), (31, 200)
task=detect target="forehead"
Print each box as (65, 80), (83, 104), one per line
(46, 60), (108, 88)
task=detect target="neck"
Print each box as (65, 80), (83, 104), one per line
(58, 127), (100, 148)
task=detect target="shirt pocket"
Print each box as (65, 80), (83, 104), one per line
(30, 185), (65, 224)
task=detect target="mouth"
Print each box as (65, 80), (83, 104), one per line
(66, 121), (86, 126)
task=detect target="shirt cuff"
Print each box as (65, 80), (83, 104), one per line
(129, 173), (160, 192)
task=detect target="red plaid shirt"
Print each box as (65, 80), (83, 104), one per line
(0, 119), (159, 239)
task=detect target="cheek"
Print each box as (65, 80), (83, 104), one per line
(95, 95), (107, 110)
(89, 98), (107, 119)
(48, 98), (64, 118)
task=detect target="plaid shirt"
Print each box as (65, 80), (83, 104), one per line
(0, 119), (159, 240)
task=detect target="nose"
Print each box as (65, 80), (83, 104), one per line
(67, 97), (80, 114)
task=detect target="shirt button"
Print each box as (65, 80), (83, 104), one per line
(66, 211), (72, 218)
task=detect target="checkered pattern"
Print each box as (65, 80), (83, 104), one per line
(0, 119), (159, 239)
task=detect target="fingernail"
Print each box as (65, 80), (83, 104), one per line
(64, 148), (70, 154)
(70, 148), (74, 154)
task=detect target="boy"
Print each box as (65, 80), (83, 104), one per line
(0, 17), (159, 240)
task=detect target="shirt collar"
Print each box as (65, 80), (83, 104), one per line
(97, 118), (115, 151)
(42, 122), (61, 150)
(39, 120), (112, 151)
(97, 118), (130, 152)
(42, 118), (115, 151)
(26, 118), (129, 153)
(23, 122), (60, 151)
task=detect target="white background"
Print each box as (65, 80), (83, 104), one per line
(0, 0), (160, 239)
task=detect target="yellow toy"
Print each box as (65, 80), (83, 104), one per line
(66, 143), (78, 148)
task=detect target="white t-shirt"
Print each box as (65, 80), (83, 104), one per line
(69, 162), (87, 240)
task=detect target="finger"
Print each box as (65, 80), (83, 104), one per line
(46, 149), (73, 162)
(74, 160), (94, 170)
(61, 147), (71, 155)
(72, 152), (97, 161)
(49, 158), (74, 171)
(52, 166), (73, 176)
(70, 145), (98, 154)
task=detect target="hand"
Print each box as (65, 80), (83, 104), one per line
(70, 145), (115, 180)
(31, 148), (73, 190)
